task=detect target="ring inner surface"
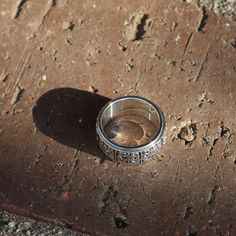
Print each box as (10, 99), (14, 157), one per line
(101, 98), (160, 148)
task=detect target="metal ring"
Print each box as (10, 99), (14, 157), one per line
(96, 96), (166, 163)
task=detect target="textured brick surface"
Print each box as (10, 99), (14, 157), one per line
(0, 1), (235, 235)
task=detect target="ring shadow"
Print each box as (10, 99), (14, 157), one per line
(32, 88), (110, 159)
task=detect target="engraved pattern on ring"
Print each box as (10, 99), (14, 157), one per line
(97, 126), (167, 163)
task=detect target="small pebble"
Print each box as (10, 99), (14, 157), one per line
(8, 221), (16, 228)
(26, 230), (31, 236)
(24, 222), (31, 229)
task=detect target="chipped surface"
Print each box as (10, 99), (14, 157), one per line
(0, 1), (236, 236)
(11, 0), (28, 19)
(124, 12), (149, 41)
(177, 121), (197, 144)
(10, 85), (24, 105)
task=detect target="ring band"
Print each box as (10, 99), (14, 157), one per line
(96, 96), (166, 164)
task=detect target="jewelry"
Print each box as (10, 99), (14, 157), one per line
(96, 96), (166, 163)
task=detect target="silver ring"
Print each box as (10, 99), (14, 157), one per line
(96, 96), (166, 163)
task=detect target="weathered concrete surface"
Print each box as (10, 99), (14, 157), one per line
(0, 0), (235, 235)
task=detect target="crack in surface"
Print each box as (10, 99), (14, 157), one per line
(127, 69), (142, 95)
(38, 0), (57, 30)
(6, 0), (57, 103)
(180, 31), (194, 67)
(214, 133), (234, 177)
(99, 185), (118, 215)
(204, 122), (231, 161)
(207, 186), (218, 205)
(133, 71), (142, 92)
(27, 144), (47, 171)
(194, 45), (210, 82)
(197, 7), (208, 32)
(6, 43), (33, 97)
(12, 0), (28, 19)
(172, 158), (181, 183)
(55, 149), (79, 195)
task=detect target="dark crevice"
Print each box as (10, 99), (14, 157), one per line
(232, 38), (236, 48)
(220, 123), (230, 137)
(61, 220), (73, 230)
(208, 186), (218, 205)
(183, 206), (193, 219)
(184, 32), (193, 55)
(13, 0), (28, 19)
(198, 7), (208, 32)
(52, 0), (57, 7)
(0, 220), (8, 230)
(135, 14), (149, 40)
(209, 137), (219, 156)
(100, 185), (118, 214)
(114, 213), (129, 228)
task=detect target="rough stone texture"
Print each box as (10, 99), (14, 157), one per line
(189, 0), (236, 20)
(0, 210), (85, 236)
(0, 0), (236, 236)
